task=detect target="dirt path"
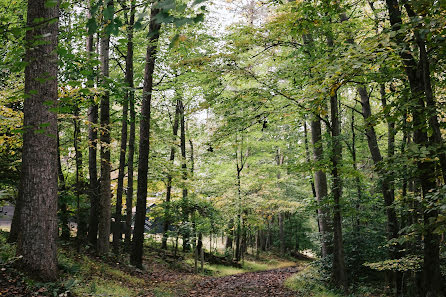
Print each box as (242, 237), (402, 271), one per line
(185, 266), (299, 297)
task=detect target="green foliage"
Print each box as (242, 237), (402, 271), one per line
(364, 255), (422, 272)
(0, 231), (16, 265)
(285, 265), (340, 297)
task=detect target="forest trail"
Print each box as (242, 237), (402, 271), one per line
(185, 266), (300, 297)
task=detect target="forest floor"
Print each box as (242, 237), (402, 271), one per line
(0, 231), (311, 297)
(186, 265), (300, 296)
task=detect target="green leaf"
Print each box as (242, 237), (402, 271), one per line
(87, 18), (98, 34)
(103, 5), (114, 21)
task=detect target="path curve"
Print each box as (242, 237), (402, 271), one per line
(186, 266), (299, 297)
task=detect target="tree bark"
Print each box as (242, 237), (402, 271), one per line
(113, 0), (134, 253)
(310, 118), (331, 257)
(179, 99), (190, 252)
(57, 132), (70, 240)
(225, 219), (234, 250)
(350, 110), (361, 231)
(74, 106), (86, 244)
(235, 160), (242, 261)
(162, 99), (180, 249)
(87, 5), (99, 247)
(384, 3), (442, 294)
(124, 1), (136, 250)
(130, 5), (161, 267)
(16, 0), (59, 280)
(330, 91), (347, 291)
(97, 0), (113, 254)
(279, 212), (284, 255)
(358, 85), (402, 294)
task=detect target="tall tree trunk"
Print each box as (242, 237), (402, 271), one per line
(235, 164), (242, 261)
(87, 104), (99, 245)
(225, 219), (234, 250)
(190, 139), (202, 256)
(57, 132), (70, 240)
(385, 3), (443, 294)
(279, 213), (284, 255)
(303, 121), (317, 199)
(234, 135), (247, 261)
(130, 6), (161, 267)
(112, 1), (135, 252)
(112, 87), (128, 253)
(162, 99), (180, 249)
(358, 86), (401, 294)
(87, 6), (99, 247)
(350, 111), (361, 231)
(16, 0), (59, 280)
(276, 148), (285, 255)
(179, 99), (190, 252)
(310, 118), (331, 257)
(330, 91), (347, 291)
(97, 0), (113, 254)
(124, 1), (136, 250)
(74, 106), (86, 244)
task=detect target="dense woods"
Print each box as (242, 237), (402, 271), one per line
(0, 0), (445, 296)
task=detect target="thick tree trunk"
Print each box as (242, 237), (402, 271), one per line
(124, 1), (136, 249)
(382, 3), (443, 294)
(130, 6), (161, 267)
(97, 0), (113, 254)
(16, 0), (59, 280)
(162, 99), (180, 249)
(329, 91), (347, 291)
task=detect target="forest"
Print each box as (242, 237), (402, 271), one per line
(0, 0), (445, 296)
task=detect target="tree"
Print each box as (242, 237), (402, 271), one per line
(87, 1), (100, 247)
(131, 3), (161, 267)
(124, 0), (136, 251)
(162, 99), (180, 250)
(16, 0), (59, 281)
(97, 0), (114, 254)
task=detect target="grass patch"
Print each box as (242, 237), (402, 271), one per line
(284, 265), (340, 297)
(56, 248), (148, 296)
(71, 277), (138, 297)
(104, 265), (145, 286)
(152, 285), (176, 297)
